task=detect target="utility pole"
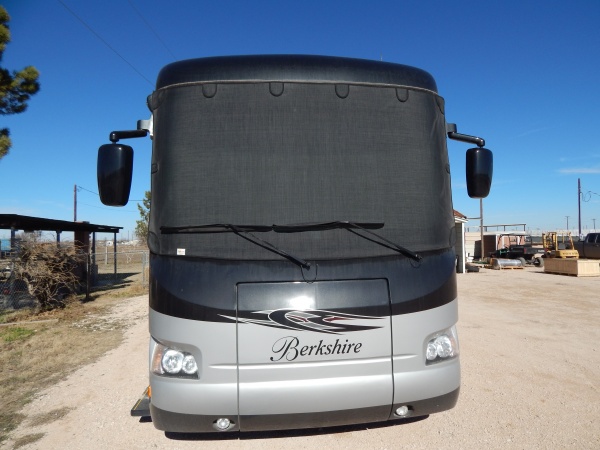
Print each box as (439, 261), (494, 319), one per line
(578, 178), (582, 237)
(593, 219), (597, 231)
(480, 199), (484, 260)
(467, 200), (485, 260)
(74, 184), (77, 222)
(565, 215), (570, 231)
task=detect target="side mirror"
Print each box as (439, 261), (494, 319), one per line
(466, 147), (493, 198)
(97, 143), (134, 206)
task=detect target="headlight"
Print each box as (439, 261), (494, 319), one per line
(152, 342), (199, 378)
(182, 354), (199, 374)
(426, 326), (459, 364)
(162, 349), (184, 374)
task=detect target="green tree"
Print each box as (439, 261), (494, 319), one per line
(135, 191), (151, 243)
(0, 6), (41, 159)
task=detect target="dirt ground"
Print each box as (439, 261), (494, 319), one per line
(4, 266), (600, 449)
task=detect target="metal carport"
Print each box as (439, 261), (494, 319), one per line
(0, 214), (122, 300)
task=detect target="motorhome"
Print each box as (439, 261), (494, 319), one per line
(98, 55), (492, 433)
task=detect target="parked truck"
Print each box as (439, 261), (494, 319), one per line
(574, 233), (600, 259)
(489, 232), (545, 266)
(97, 55), (493, 433)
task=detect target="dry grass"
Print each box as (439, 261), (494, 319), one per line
(12, 433), (45, 449)
(0, 278), (147, 446)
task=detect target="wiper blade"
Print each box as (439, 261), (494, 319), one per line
(160, 221), (420, 264)
(161, 224), (273, 234)
(272, 221), (384, 233)
(344, 223), (421, 262)
(274, 221), (420, 262)
(160, 224), (310, 270)
(232, 227), (311, 270)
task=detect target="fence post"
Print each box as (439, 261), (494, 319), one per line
(142, 251), (147, 284)
(85, 251), (91, 301)
(113, 233), (117, 282)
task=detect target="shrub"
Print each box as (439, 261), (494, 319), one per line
(13, 239), (80, 310)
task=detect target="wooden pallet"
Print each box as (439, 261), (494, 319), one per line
(543, 258), (600, 277)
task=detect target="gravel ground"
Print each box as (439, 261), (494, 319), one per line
(5, 267), (600, 449)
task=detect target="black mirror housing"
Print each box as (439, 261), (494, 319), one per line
(466, 147), (493, 198)
(97, 143), (134, 206)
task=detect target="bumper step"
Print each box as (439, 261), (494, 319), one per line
(131, 386), (151, 417)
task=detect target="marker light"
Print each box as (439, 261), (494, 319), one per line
(426, 326), (459, 364)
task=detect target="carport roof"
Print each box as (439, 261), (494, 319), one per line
(0, 214), (122, 234)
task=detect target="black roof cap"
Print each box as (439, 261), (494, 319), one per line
(156, 55), (438, 93)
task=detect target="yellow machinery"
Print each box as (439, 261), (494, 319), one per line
(542, 232), (579, 259)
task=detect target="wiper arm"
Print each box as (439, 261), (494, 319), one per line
(161, 224), (273, 234)
(231, 227), (311, 270)
(160, 221), (420, 264)
(274, 221), (420, 262)
(344, 223), (421, 262)
(160, 224), (310, 270)
(272, 221), (384, 233)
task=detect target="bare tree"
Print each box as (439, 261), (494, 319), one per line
(13, 238), (80, 310)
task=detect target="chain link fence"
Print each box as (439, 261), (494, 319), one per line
(0, 249), (149, 312)
(92, 249), (149, 287)
(0, 255), (35, 310)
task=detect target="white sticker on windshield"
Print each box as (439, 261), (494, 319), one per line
(177, 248), (186, 256)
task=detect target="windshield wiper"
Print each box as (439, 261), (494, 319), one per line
(161, 224), (273, 234)
(160, 221), (421, 265)
(343, 223), (422, 262)
(273, 221), (421, 262)
(160, 224), (310, 270)
(272, 221), (384, 233)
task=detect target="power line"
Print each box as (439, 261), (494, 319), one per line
(57, 0), (154, 87)
(76, 185), (143, 202)
(79, 202), (138, 213)
(75, 184), (142, 214)
(581, 191), (600, 202)
(128, 0), (177, 60)
(76, 185), (98, 196)
(580, 182), (600, 202)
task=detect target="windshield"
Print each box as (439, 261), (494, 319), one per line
(161, 222), (421, 263)
(149, 81), (454, 260)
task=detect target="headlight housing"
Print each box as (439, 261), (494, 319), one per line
(426, 326), (459, 364)
(151, 342), (199, 378)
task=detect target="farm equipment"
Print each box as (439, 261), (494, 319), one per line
(541, 232), (579, 259)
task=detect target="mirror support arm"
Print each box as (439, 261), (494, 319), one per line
(109, 129), (148, 143)
(446, 123), (485, 148)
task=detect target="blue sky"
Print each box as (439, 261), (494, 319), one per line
(1, 0), (599, 240)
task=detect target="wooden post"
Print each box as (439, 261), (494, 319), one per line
(113, 232), (117, 281)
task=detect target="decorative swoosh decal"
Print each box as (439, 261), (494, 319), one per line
(221, 309), (384, 334)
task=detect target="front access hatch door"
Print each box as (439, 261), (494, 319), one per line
(236, 279), (393, 431)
